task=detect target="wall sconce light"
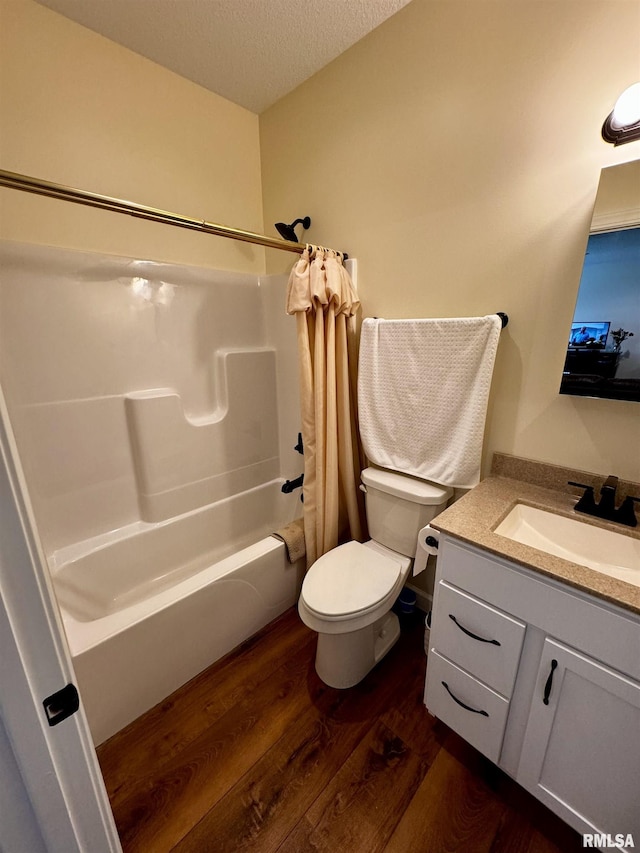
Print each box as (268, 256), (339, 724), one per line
(602, 83), (640, 145)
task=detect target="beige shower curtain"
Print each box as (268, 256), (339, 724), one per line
(286, 245), (365, 567)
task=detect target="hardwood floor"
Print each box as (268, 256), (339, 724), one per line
(97, 607), (583, 852)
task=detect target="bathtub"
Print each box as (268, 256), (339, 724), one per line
(49, 480), (305, 745)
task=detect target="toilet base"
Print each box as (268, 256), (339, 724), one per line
(314, 611), (401, 689)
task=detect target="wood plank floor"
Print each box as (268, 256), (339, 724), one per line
(97, 607), (584, 853)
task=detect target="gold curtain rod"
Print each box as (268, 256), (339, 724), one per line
(0, 169), (310, 255)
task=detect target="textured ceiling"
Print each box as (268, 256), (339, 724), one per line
(35, 0), (413, 113)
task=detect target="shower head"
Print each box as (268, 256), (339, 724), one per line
(274, 216), (311, 242)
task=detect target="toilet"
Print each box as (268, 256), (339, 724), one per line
(298, 466), (452, 688)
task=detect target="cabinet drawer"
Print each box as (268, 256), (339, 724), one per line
(425, 650), (510, 763)
(432, 581), (526, 697)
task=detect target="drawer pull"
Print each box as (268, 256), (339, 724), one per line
(441, 681), (489, 717)
(543, 659), (558, 705)
(449, 613), (501, 646)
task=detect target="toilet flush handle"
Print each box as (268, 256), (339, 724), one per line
(359, 484), (367, 493)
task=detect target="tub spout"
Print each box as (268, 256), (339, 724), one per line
(282, 473), (304, 493)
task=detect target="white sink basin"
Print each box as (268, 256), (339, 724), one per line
(494, 503), (640, 588)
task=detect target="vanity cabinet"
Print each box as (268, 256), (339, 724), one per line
(424, 536), (640, 843)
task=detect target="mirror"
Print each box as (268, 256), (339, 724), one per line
(560, 160), (640, 402)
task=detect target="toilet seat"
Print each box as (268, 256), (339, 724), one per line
(301, 540), (404, 620)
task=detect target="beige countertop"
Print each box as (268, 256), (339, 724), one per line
(430, 472), (640, 616)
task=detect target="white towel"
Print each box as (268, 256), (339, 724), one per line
(358, 315), (502, 489)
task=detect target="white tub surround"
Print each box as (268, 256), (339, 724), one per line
(0, 241), (301, 553)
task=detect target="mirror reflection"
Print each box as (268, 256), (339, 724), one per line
(560, 160), (640, 402)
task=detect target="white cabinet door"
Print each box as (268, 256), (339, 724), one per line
(518, 638), (640, 841)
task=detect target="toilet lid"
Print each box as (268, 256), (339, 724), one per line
(302, 541), (402, 617)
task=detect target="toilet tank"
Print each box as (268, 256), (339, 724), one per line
(361, 467), (453, 557)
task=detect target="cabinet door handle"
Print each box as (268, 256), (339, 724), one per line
(449, 613), (501, 646)
(543, 659), (558, 705)
(441, 681), (489, 717)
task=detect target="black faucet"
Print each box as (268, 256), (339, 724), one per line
(598, 475), (619, 515)
(569, 476), (639, 527)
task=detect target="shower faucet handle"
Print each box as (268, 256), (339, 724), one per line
(294, 432), (304, 455)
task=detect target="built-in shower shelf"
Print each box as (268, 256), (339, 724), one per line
(125, 347), (279, 520)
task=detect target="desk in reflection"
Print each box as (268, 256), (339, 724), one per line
(560, 348), (640, 400)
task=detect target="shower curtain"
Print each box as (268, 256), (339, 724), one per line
(286, 246), (365, 567)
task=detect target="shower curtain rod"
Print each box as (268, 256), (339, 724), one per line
(0, 169), (345, 257)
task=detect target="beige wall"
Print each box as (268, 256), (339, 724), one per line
(0, 0), (264, 273)
(261, 0), (640, 482)
(1, 0), (638, 485)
